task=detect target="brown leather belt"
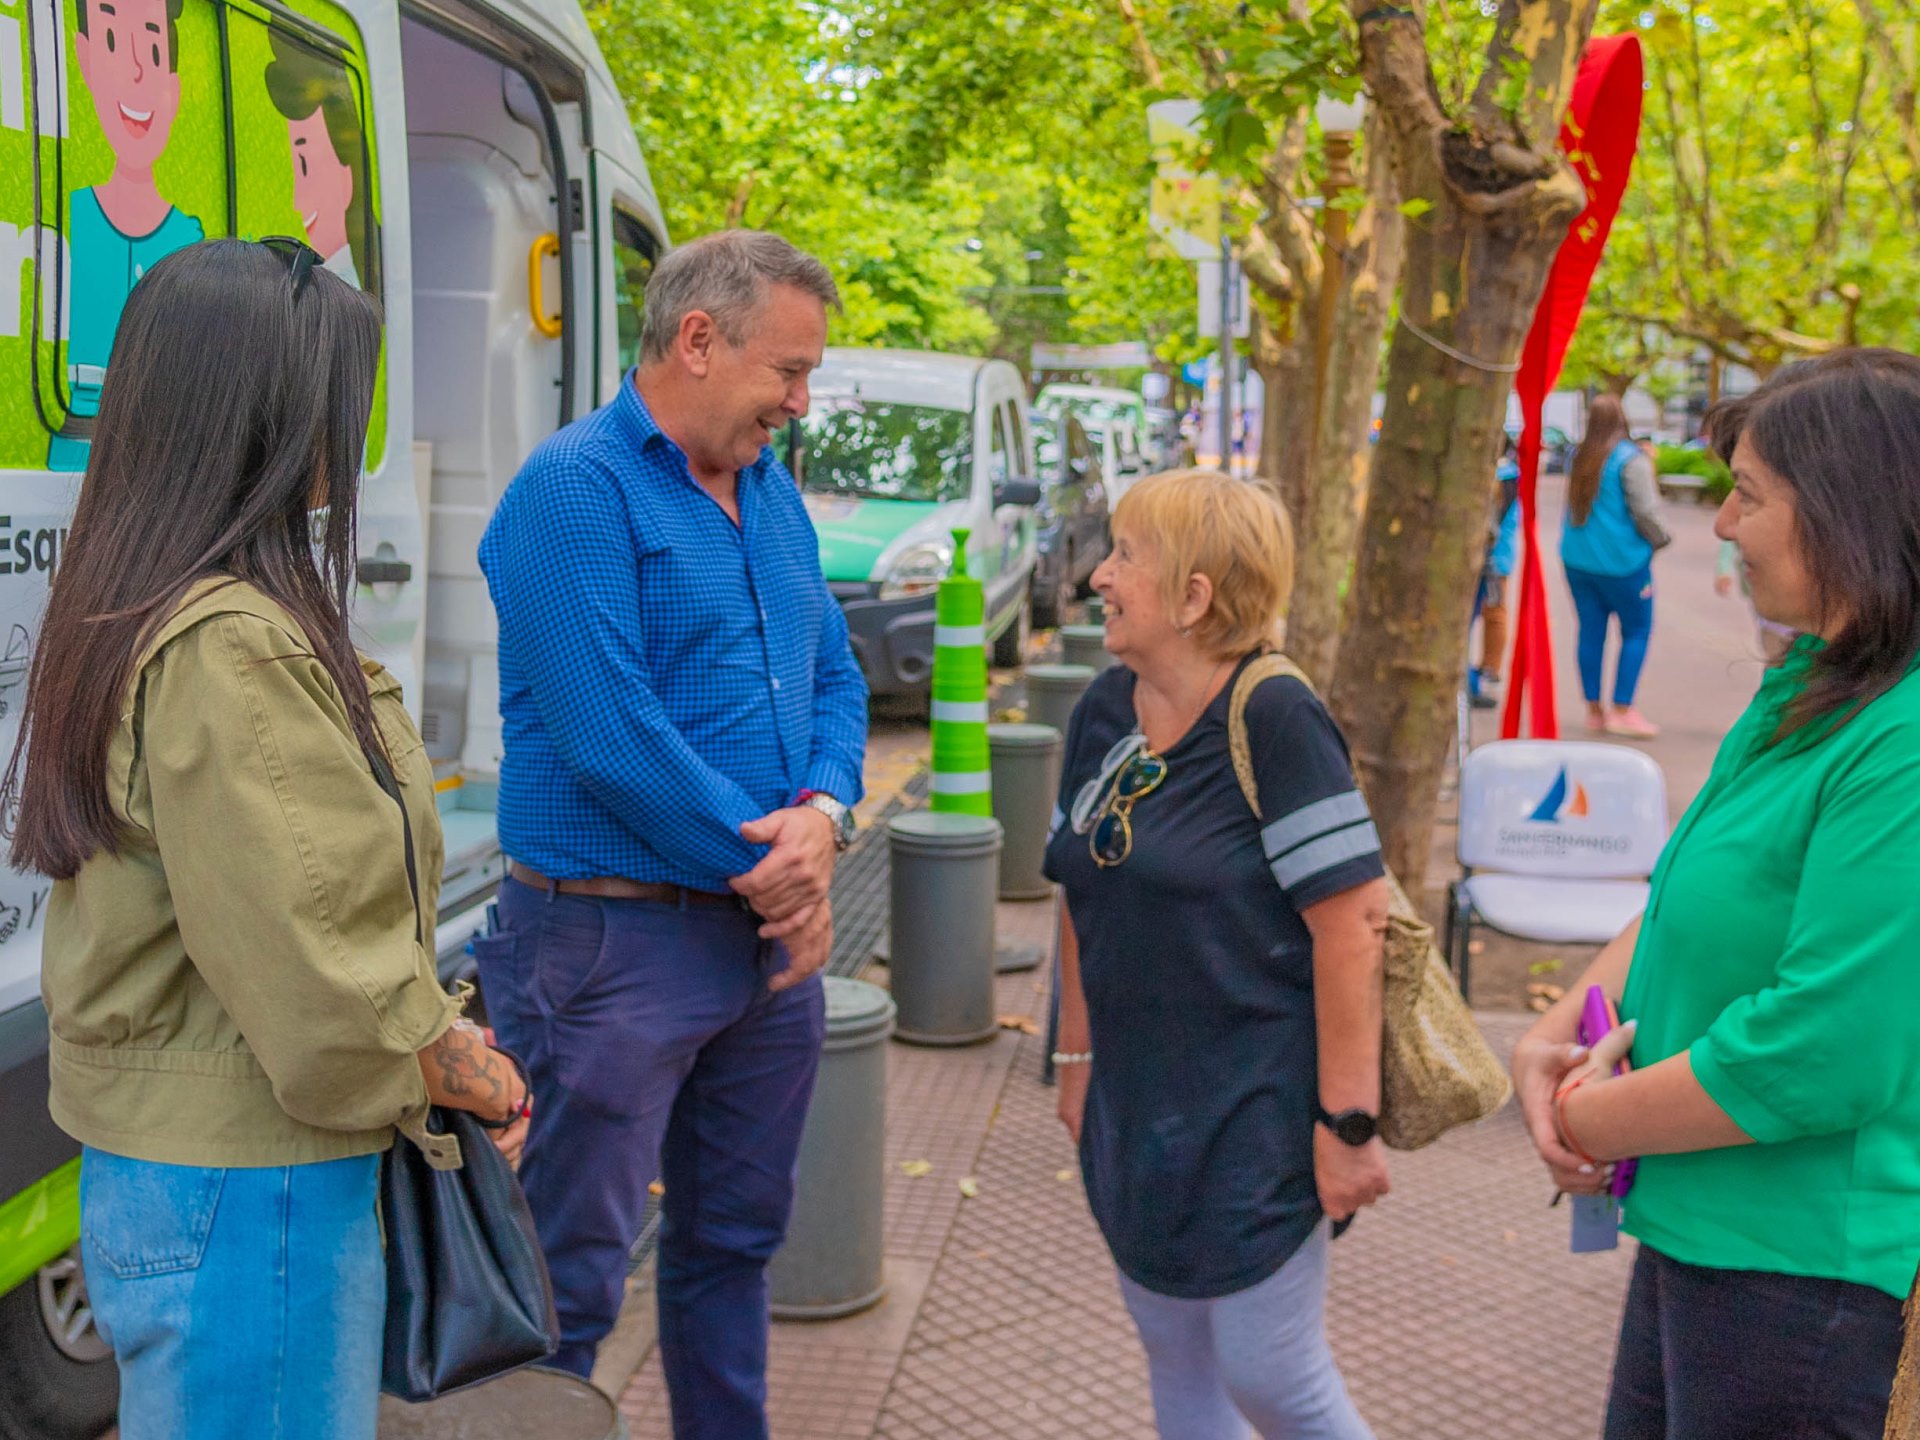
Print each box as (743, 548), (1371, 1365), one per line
(508, 862), (749, 911)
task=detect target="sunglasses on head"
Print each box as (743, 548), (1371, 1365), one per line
(260, 235), (322, 301)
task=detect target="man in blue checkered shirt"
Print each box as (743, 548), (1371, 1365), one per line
(475, 230), (867, 1435)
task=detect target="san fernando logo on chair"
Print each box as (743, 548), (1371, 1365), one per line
(1497, 765), (1631, 859)
(1527, 767), (1590, 823)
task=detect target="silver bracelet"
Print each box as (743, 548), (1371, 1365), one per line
(1050, 1050), (1093, 1066)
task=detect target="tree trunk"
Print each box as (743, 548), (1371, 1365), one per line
(1246, 308), (1318, 523)
(1889, 1271), (1920, 1438)
(1270, 327), (1319, 512)
(1249, 308), (1293, 497)
(1287, 119), (1406, 687)
(1239, 113), (1321, 515)
(1327, 1), (1596, 885)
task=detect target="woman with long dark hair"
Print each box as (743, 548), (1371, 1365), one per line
(1514, 348), (1920, 1438)
(1560, 394), (1670, 738)
(7, 239), (527, 1440)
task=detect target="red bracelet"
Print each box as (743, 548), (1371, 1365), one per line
(1553, 1073), (1601, 1167)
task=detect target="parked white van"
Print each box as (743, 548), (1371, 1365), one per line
(0, 0), (664, 1426)
(782, 348), (1041, 695)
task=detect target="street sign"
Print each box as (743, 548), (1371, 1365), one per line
(1196, 260), (1251, 339)
(1029, 341), (1153, 371)
(1148, 101), (1222, 261)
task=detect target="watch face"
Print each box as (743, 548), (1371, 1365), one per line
(1329, 1110), (1377, 1146)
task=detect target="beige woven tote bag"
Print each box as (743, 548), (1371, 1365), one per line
(1227, 652), (1511, 1150)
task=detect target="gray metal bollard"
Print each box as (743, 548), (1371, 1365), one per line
(769, 977), (895, 1319)
(378, 1368), (623, 1438)
(1025, 663), (1096, 737)
(1086, 595), (1105, 623)
(1059, 623), (1113, 671)
(988, 724), (1063, 901)
(886, 812), (1002, 1045)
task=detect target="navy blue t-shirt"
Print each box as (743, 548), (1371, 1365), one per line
(1043, 656), (1385, 1298)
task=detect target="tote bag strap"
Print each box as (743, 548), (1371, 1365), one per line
(1226, 650), (1317, 823)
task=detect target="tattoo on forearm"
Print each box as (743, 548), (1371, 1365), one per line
(427, 1023), (507, 1113)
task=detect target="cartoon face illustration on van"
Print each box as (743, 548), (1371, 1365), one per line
(288, 108), (353, 271)
(54, 0), (206, 471)
(265, 33), (375, 292)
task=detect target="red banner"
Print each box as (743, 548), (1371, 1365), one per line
(1501, 34), (1644, 739)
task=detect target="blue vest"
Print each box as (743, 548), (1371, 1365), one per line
(1561, 440), (1651, 578)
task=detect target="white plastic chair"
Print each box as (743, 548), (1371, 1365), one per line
(1444, 740), (1668, 1000)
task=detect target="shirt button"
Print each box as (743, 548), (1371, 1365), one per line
(772, 678), (783, 691)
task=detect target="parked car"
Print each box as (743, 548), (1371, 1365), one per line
(1505, 421), (1577, 474)
(1028, 411), (1112, 629)
(781, 349), (1040, 695)
(1141, 404), (1182, 469)
(1035, 381), (1149, 436)
(1036, 384), (1157, 480)
(1078, 415), (1149, 504)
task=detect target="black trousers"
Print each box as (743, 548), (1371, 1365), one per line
(1604, 1245), (1903, 1440)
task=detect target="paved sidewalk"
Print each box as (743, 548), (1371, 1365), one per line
(619, 932), (1633, 1439)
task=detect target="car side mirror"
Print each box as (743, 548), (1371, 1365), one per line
(994, 478), (1043, 508)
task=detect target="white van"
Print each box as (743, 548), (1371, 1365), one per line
(0, 0), (664, 1426)
(785, 348), (1041, 695)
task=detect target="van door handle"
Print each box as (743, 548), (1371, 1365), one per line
(357, 558), (413, 585)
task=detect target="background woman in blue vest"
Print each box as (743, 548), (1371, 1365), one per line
(1561, 396), (1671, 739)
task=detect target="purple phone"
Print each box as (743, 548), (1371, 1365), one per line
(1576, 985), (1638, 1198)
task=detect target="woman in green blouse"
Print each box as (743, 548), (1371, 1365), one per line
(1514, 347), (1920, 1440)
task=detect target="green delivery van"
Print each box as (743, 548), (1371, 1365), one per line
(0, 0), (667, 1429)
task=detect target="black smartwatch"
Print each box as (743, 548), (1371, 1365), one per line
(1314, 1102), (1379, 1147)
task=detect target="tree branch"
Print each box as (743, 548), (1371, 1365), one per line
(1113, 0), (1166, 89)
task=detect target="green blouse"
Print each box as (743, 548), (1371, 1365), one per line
(1622, 640), (1920, 1298)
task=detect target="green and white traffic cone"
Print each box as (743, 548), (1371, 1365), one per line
(929, 528), (993, 816)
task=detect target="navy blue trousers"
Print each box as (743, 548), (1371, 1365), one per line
(1604, 1245), (1902, 1440)
(474, 877), (824, 1440)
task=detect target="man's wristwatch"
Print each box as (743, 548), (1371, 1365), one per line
(1314, 1102), (1379, 1147)
(798, 791), (856, 852)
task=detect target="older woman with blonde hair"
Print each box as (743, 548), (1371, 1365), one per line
(1046, 469), (1389, 1439)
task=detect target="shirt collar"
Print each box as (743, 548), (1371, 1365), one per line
(615, 371), (672, 456)
(616, 370), (778, 489)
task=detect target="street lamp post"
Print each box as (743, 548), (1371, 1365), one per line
(1218, 223), (1235, 474)
(1311, 94), (1368, 447)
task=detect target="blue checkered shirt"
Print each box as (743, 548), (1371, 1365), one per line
(478, 377), (868, 890)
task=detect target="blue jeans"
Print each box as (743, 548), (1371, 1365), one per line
(1118, 1223), (1373, 1440)
(80, 1148), (384, 1440)
(1605, 1245), (1901, 1439)
(1565, 563), (1655, 707)
(474, 877), (825, 1440)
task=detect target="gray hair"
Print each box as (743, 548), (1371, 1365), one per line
(639, 230), (840, 365)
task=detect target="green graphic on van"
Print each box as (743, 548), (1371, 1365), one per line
(1, 0), (387, 475)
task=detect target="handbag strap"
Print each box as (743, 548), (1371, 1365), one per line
(1226, 652), (1417, 910)
(1226, 650), (1318, 823)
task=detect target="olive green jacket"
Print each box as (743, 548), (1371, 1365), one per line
(43, 579), (463, 1167)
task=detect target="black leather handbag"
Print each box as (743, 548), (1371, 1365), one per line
(379, 1104), (560, 1400)
(367, 748), (559, 1400)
